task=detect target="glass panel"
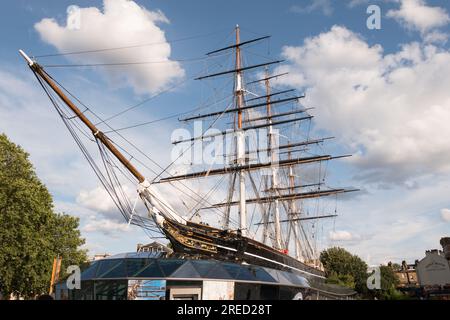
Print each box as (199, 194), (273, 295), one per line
(136, 261), (164, 278)
(205, 263), (233, 279)
(285, 273), (307, 286)
(274, 271), (291, 285)
(149, 251), (164, 259)
(157, 260), (185, 277)
(170, 261), (201, 278)
(72, 280), (94, 300)
(235, 266), (258, 281)
(81, 262), (99, 280)
(135, 251), (152, 259)
(252, 267), (277, 283)
(96, 259), (122, 278)
(94, 280), (128, 300)
(100, 260), (127, 278)
(125, 252), (141, 259)
(190, 260), (215, 277)
(221, 262), (243, 279)
(263, 268), (280, 282)
(126, 258), (149, 277)
(106, 253), (127, 259)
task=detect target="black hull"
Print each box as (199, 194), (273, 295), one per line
(161, 219), (324, 279)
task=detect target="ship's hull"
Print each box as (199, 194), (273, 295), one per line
(161, 218), (325, 279)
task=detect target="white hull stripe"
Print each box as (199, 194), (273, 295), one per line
(215, 244), (325, 279)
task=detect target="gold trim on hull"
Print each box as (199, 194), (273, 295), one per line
(165, 221), (218, 253)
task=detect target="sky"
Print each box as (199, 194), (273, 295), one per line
(1, 0), (450, 265)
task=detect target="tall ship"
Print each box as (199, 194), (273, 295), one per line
(20, 26), (357, 281)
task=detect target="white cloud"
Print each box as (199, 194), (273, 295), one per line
(82, 218), (132, 237)
(441, 208), (450, 222)
(76, 184), (148, 223)
(329, 174), (450, 263)
(387, 0), (450, 34)
(274, 25), (450, 185)
(77, 186), (117, 213)
(291, 0), (333, 16)
(54, 199), (150, 252)
(329, 230), (359, 241)
(34, 0), (184, 95)
(0, 67), (100, 197)
(423, 30), (448, 44)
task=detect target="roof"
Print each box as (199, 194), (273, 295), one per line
(75, 252), (355, 296)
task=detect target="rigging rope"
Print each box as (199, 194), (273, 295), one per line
(33, 29), (231, 58)
(33, 71), (162, 235)
(41, 69), (241, 228)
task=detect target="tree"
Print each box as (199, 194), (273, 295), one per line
(325, 271), (356, 289)
(320, 247), (368, 294)
(380, 265), (400, 291)
(0, 133), (87, 299)
(371, 265), (405, 300)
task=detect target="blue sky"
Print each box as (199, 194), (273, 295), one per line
(1, 0), (450, 264)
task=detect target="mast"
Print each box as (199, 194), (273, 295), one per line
(288, 145), (302, 260)
(235, 25), (247, 236)
(264, 68), (282, 249)
(20, 25), (359, 271)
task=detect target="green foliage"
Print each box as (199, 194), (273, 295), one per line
(325, 271), (356, 289)
(320, 247), (368, 293)
(0, 134), (87, 299)
(380, 265), (400, 291)
(390, 263), (401, 271)
(378, 287), (410, 300)
(370, 265), (407, 300)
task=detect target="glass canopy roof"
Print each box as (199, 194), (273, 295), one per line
(81, 253), (306, 286)
(78, 252), (355, 296)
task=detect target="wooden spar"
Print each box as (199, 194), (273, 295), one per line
(20, 51), (146, 183)
(244, 108), (312, 122)
(246, 137), (334, 155)
(157, 154), (349, 183)
(278, 148), (307, 155)
(201, 189), (358, 209)
(195, 60), (283, 80)
(254, 214), (338, 225)
(208, 138), (333, 160)
(246, 72), (289, 85)
(246, 89), (296, 102)
(278, 137), (334, 150)
(206, 35), (270, 55)
(174, 116), (313, 145)
(179, 95), (304, 122)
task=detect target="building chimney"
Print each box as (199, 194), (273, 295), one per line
(440, 237), (450, 260)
